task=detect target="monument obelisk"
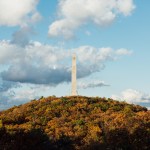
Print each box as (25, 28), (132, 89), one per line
(71, 53), (77, 96)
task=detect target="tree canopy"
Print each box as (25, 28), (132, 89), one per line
(0, 96), (150, 150)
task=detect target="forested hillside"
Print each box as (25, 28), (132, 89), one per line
(0, 96), (150, 150)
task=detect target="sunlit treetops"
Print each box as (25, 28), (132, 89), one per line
(0, 96), (149, 150)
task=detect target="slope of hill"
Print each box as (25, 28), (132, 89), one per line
(0, 96), (150, 150)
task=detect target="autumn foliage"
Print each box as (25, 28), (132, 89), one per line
(0, 96), (150, 150)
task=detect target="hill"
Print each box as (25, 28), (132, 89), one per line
(0, 96), (150, 150)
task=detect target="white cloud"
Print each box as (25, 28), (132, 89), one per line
(76, 46), (131, 65)
(0, 40), (22, 64)
(112, 89), (150, 104)
(30, 11), (42, 23)
(117, 0), (135, 16)
(7, 85), (39, 102)
(116, 48), (133, 55)
(48, 0), (135, 39)
(0, 0), (40, 26)
(78, 80), (109, 89)
(0, 83), (47, 110)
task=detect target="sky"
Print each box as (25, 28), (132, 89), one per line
(0, 0), (150, 110)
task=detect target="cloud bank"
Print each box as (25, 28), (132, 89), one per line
(48, 0), (135, 39)
(0, 40), (132, 86)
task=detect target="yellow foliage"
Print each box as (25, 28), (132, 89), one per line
(0, 96), (149, 149)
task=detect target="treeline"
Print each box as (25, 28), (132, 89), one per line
(0, 96), (150, 150)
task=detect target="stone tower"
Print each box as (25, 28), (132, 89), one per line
(71, 53), (77, 96)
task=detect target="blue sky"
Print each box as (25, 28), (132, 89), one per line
(0, 0), (150, 110)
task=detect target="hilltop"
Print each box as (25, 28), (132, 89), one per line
(0, 96), (150, 150)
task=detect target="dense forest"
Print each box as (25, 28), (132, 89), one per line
(0, 96), (150, 150)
